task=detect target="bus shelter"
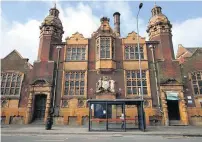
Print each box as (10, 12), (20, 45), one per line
(87, 99), (146, 132)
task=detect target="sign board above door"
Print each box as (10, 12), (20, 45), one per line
(166, 91), (179, 100)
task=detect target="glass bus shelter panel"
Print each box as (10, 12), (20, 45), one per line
(137, 103), (146, 131)
(107, 104), (123, 131)
(90, 102), (107, 131)
(125, 105), (139, 129)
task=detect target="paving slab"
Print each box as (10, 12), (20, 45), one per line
(1, 125), (202, 136)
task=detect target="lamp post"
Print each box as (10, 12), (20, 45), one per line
(149, 44), (163, 114)
(45, 45), (62, 130)
(136, 2), (144, 100)
(136, 3), (146, 130)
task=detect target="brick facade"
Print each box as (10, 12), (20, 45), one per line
(1, 4), (202, 126)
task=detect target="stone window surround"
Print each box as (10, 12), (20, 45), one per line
(190, 71), (202, 95)
(66, 46), (87, 61)
(64, 71), (86, 96)
(125, 70), (148, 96)
(124, 44), (144, 60)
(1, 71), (24, 98)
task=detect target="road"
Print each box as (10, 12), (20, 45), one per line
(1, 134), (202, 142)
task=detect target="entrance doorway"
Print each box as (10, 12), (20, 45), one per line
(167, 100), (180, 120)
(33, 95), (47, 121)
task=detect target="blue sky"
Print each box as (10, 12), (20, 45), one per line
(2, 1), (202, 25)
(1, 0), (202, 63)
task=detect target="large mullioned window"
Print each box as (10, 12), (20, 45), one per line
(126, 70), (147, 95)
(191, 72), (202, 95)
(1, 72), (23, 96)
(64, 72), (85, 96)
(125, 45), (144, 60)
(66, 47), (86, 61)
(100, 37), (110, 59)
(96, 37), (113, 59)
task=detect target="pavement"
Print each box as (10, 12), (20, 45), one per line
(2, 134), (202, 142)
(1, 125), (202, 137)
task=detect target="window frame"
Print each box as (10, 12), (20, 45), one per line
(191, 71), (202, 95)
(66, 46), (87, 61)
(64, 71), (86, 96)
(96, 36), (115, 60)
(124, 44), (144, 60)
(1, 71), (24, 97)
(125, 70), (147, 96)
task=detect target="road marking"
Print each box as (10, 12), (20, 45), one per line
(164, 136), (186, 139)
(35, 140), (64, 141)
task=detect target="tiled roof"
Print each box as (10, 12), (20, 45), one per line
(185, 48), (199, 53)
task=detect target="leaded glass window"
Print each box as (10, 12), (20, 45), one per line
(1, 72), (23, 96)
(191, 72), (202, 95)
(125, 45), (144, 60)
(100, 37), (111, 59)
(64, 72), (85, 96)
(66, 47), (86, 61)
(126, 70), (147, 95)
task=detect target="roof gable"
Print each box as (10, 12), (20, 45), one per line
(176, 44), (191, 58)
(3, 50), (24, 60)
(188, 48), (202, 58)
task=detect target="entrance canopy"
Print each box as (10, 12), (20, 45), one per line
(87, 99), (146, 132)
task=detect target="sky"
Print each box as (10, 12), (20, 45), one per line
(1, 0), (202, 64)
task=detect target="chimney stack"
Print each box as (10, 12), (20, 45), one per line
(113, 12), (121, 36)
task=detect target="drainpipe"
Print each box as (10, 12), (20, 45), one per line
(149, 45), (163, 114)
(52, 46), (62, 114)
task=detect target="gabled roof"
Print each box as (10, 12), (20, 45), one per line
(186, 48), (198, 53)
(2, 49), (33, 68)
(176, 44), (202, 59)
(3, 49), (24, 59)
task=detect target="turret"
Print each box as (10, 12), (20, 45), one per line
(147, 4), (174, 60)
(37, 5), (64, 61)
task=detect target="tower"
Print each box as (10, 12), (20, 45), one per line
(37, 5), (64, 61)
(147, 4), (174, 60)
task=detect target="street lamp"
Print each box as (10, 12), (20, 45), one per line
(136, 2), (144, 100)
(45, 45), (62, 130)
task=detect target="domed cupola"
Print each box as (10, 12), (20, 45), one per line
(39, 4), (64, 40)
(147, 4), (172, 40)
(37, 4), (64, 61)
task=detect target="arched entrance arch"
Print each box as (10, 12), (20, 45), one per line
(25, 79), (52, 124)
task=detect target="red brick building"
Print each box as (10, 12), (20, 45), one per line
(1, 4), (202, 126)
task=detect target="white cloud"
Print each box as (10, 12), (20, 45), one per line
(100, 1), (147, 37)
(58, 2), (100, 39)
(1, 17), (41, 64)
(172, 17), (202, 54)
